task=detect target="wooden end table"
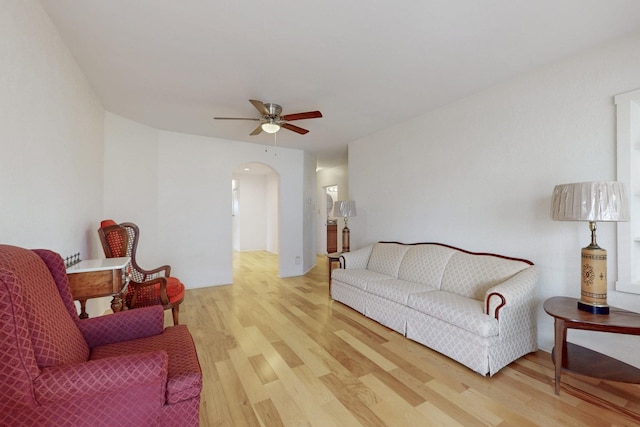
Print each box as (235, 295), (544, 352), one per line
(327, 252), (342, 281)
(66, 257), (131, 318)
(543, 296), (640, 395)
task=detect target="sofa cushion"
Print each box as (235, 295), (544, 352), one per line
(367, 278), (438, 304)
(397, 244), (456, 288)
(331, 268), (393, 290)
(90, 325), (201, 405)
(407, 291), (499, 337)
(367, 243), (410, 277)
(440, 252), (529, 300)
(0, 246), (90, 369)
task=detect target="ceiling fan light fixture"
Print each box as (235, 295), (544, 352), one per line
(261, 120), (280, 134)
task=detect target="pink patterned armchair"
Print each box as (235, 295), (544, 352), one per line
(0, 245), (202, 426)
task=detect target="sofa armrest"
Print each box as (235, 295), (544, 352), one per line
(34, 351), (168, 405)
(484, 266), (538, 320)
(339, 245), (374, 269)
(77, 305), (165, 348)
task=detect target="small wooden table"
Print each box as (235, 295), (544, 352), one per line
(66, 257), (130, 318)
(327, 252), (342, 281)
(544, 296), (640, 395)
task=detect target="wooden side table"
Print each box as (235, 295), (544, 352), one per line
(327, 223), (338, 253)
(543, 296), (640, 395)
(327, 252), (342, 282)
(66, 257), (131, 318)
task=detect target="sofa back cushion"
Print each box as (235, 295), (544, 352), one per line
(0, 245), (89, 370)
(440, 251), (530, 300)
(367, 243), (410, 277)
(398, 244), (456, 288)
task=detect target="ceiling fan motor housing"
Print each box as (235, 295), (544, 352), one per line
(264, 103), (282, 118)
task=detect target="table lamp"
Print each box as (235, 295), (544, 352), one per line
(551, 181), (629, 314)
(334, 200), (357, 252)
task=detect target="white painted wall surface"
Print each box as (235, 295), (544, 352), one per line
(103, 113), (160, 267)
(266, 173), (279, 254)
(0, 0), (104, 256)
(303, 151), (318, 273)
(0, 0), (106, 317)
(349, 32), (640, 366)
(234, 173), (267, 251)
(231, 168), (279, 254)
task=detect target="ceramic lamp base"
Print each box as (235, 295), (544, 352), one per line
(342, 226), (350, 252)
(579, 244), (608, 315)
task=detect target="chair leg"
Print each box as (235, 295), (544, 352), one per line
(172, 304), (180, 326)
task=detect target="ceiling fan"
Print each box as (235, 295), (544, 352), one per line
(214, 99), (322, 136)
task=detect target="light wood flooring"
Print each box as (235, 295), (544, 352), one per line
(177, 251), (640, 426)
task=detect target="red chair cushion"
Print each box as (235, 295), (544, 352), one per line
(166, 277), (185, 304)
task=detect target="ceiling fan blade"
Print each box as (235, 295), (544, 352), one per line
(281, 111), (323, 121)
(213, 117), (260, 121)
(281, 123), (309, 135)
(250, 124), (263, 136)
(249, 99), (270, 116)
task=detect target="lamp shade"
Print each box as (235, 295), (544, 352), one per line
(551, 181), (629, 222)
(334, 200), (357, 218)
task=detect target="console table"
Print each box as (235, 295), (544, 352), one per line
(66, 257), (130, 318)
(544, 296), (640, 395)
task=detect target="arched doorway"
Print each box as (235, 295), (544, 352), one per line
(231, 162), (280, 269)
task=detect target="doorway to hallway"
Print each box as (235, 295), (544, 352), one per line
(232, 162), (280, 274)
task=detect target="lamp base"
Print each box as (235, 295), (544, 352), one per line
(580, 243), (608, 315)
(577, 300), (610, 315)
(342, 226), (350, 252)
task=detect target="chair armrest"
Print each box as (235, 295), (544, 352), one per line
(34, 351), (168, 404)
(78, 305), (165, 348)
(484, 266), (538, 319)
(339, 245), (374, 269)
(136, 263), (171, 280)
(130, 277), (170, 305)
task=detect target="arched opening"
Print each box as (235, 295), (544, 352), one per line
(232, 162), (280, 276)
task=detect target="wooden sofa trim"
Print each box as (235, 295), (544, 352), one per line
(376, 241), (534, 265)
(486, 292), (506, 320)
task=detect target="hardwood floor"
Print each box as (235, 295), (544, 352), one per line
(178, 251), (640, 426)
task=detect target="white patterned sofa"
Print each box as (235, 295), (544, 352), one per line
(330, 242), (538, 376)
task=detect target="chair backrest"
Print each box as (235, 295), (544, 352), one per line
(0, 245), (90, 412)
(99, 220), (149, 283)
(98, 221), (129, 259)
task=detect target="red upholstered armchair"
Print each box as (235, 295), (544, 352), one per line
(98, 220), (185, 325)
(0, 245), (202, 426)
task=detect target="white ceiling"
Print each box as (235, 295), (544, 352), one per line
(39, 0), (640, 169)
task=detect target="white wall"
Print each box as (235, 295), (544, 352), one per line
(349, 32), (640, 366)
(232, 172), (280, 254)
(0, 0), (104, 256)
(231, 169), (279, 254)
(232, 173), (267, 251)
(103, 113), (160, 266)
(303, 151), (318, 272)
(104, 114), (312, 286)
(266, 173), (279, 253)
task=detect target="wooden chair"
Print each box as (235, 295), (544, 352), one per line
(98, 220), (185, 325)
